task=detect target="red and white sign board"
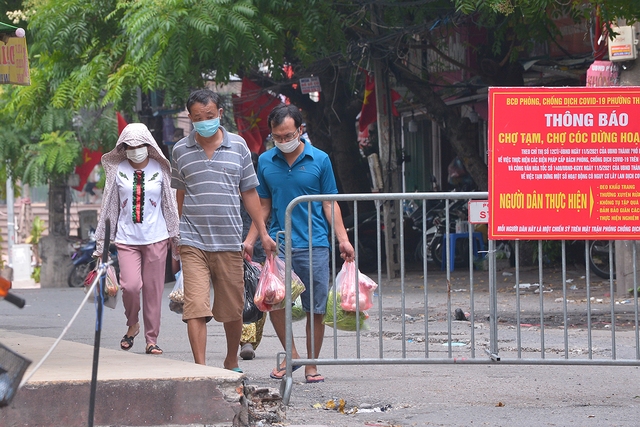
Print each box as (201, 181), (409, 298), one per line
(299, 76), (322, 94)
(468, 200), (489, 224)
(488, 86), (640, 240)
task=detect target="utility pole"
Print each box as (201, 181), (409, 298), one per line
(6, 174), (15, 267)
(371, 5), (401, 278)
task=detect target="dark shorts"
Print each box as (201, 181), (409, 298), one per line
(282, 247), (330, 315)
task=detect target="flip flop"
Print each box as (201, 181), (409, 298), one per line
(227, 367), (243, 373)
(145, 344), (163, 355)
(305, 373), (325, 383)
(269, 364), (302, 379)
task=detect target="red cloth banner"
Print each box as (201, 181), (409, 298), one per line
(232, 78), (281, 153)
(74, 111), (125, 191)
(358, 71), (401, 132)
(488, 87), (640, 240)
(359, 72), (377, 132)
(73, 148), (102, 191)
(117, 112), (128, 135)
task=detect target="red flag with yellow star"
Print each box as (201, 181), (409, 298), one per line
(359, 72), (377, 132)
(358, 71), (401, 132)
(232, 78), (281, 153)
(73, 148), (102, 191)
(72, 110), (125, 191)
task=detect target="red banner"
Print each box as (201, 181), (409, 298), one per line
(73, 148), (102, 192)
(232, 78), (280, 153)
(488, 87), (640, 240)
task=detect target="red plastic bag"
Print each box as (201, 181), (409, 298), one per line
(254, 254), (306, 312)
(84, 270), (98, 287)
(337, 261), (378, 312)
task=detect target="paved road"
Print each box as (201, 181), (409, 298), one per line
(3, 263), (640, 426)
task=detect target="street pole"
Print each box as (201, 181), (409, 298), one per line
(6, 173), (15, 267)
(371, 5), (400, 278)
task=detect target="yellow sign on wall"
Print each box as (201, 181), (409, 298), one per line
(0, 36), (30, 85)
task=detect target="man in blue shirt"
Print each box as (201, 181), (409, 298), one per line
(244, 104), (354, 383)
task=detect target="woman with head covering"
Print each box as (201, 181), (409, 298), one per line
(94, 123), (180, 355)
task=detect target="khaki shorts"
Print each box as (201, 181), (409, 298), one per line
(179, 246), (244, 323)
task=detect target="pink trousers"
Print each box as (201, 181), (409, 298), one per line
(116, 239), (169, 345)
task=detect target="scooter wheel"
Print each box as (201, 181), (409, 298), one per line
(68, 263), (94, 288)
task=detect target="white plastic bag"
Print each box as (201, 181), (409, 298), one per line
(337, 261), (377, 312)
(168, 270), (184, 314)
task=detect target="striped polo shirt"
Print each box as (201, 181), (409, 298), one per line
(171, 127), (258, 251)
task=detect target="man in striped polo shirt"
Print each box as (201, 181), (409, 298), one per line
(171, 89), (276, 370)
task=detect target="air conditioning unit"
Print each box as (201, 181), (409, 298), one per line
(608, 25), (638, 62)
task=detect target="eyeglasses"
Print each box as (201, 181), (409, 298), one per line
(271, 129), (299, 143)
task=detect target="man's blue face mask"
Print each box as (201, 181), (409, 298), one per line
(193, 117), (220, 138)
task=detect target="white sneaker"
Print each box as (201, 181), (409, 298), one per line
(239, 343), (255, 360)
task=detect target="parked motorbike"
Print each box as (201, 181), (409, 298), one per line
(336, 207), (421, 272)
(410, 198), (515, 268)
(411, 198), (468, 267)
(68, 238), (119, 288)
(587, 240), (615, 279)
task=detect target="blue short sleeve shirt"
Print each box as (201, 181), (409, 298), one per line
(257, 142), (338, 248)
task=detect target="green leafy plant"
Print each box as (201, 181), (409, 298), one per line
(26, 216), (45, 246)
(31, 266), (41, 283)
(26, 216), (46, 271)
(532, 240), (562, 266)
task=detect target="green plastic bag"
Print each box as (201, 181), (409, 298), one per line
(291, 296), (306, 322)
(323, 289), (368, 331)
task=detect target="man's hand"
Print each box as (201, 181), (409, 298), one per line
(242, 241), (255, 261)
(261, 232), (277, 258)
(339, 240), (355, 262)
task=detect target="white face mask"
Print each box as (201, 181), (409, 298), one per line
(126, 146), (149, 163)
(274, 136), (301, 153)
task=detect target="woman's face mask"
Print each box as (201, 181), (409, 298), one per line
(126, 146), (149, 163)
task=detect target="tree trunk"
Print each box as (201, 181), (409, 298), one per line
(279, 67), (371, 214)
(40, 180), (71, 288)
(389, 62), (489, 191)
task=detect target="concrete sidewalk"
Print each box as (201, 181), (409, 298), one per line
(0, 330), (244, 427)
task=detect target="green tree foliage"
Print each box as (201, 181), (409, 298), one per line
(22, 130), (80, 184)
(1, 84), (81, 185)
(9, 0), (640, 194)
(455, 0), (640, 50)
(1, 2), (119, 186)
(21, 0), (292, 110)
(455, 0), (639, 23)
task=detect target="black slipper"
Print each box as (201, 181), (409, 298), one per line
(120, 334), (136, 351)
(146, 344), (163, 355)
(120, 325), (139, 351)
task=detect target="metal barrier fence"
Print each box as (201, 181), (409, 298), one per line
(278, 192), (640, 404)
